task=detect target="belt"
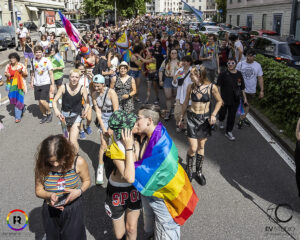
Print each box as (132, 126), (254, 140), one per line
(102, 109), (113, 113)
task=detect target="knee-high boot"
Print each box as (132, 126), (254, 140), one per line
(186, 155), (194, 182)
(196, 154), (206, 186)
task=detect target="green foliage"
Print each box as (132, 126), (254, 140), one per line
(215, 0), (226, 22)
(254, 54), (300, 140)
(83, 0), (113, 17)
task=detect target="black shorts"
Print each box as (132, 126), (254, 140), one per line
(147, 72), (158, 82)
(245, 93), (255, 103)
(55, 78), (63, 86)
(34, 84), (50, 101)
(105, 182), (141, 220)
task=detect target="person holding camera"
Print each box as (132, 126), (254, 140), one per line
(217, 57), (247, 141)
(172, 55), (193, 133)
(35, 134), (91, 240)
(180, 66), (222, 185)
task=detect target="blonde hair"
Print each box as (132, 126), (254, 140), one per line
(70, 68), (80, 76)
(191, 65), (208, 85)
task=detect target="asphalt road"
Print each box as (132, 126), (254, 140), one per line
(0, 63), (299, 240)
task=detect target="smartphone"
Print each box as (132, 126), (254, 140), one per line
(54, 193), (69, 207)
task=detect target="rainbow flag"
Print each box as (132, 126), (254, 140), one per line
(8, 71), (25, 110)
(134, 123), (199, 225)
(58, 11), (81, 45)
(123, 49), (132, 63)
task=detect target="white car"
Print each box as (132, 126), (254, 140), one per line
(39, 22), (66, 36)
(199, 26), (221, 35)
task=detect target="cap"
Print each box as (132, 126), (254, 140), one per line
(80, 46), (91, 56)
(93, 74), (105, 84)
(19, 23), (23, 27)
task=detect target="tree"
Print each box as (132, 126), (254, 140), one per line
(83, 0), (113, 17)
(215, 0), (227, 23)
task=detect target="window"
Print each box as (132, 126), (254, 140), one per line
(0, 11), (2, 26)
(229, 15), (232, 24)
(199, 0), (201, 2)
(262, 14), (267, 29)
(237, 15), (240, 26)
(238, 0), (241, 2)
(199, 6), (201, 10)
(230, 0), (232, 3)
(193, 0), (195, 2)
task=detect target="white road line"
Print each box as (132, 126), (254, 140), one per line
(247, 113), (296, 172)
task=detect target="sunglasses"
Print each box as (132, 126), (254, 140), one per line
(227, 62), (236, 65)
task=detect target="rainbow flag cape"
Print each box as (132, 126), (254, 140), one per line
(134, 123), (199, 225)
(8, 71), (25, 110)
(58, 11), (81, 45)
(116, 31), (129, 48)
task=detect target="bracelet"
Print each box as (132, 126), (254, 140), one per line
(126, 148), (133, 151)
(79, 188), (83, 195)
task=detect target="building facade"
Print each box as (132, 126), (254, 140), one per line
(0, 0), (83, 28)
(184, 0), (217, 19)
(226, 0), (293, 37)
(146, 0), (181, 14)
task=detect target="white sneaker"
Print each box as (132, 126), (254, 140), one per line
(96, 164), (104, 185)
(58, 98), (62, 105)
(219, 121), (225, 129)
(225, 132), (236, 141)
(49, 102), (53, 108)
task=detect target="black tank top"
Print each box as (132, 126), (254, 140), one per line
(61, 84), (83, 114)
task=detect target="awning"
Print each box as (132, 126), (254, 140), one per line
(27, 6), (39, 12)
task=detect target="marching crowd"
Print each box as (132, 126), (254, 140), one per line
(4, 15), (292, 240)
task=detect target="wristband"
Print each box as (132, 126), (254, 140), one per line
(80, 188), (83, 195)
(126, 148), (133, 151)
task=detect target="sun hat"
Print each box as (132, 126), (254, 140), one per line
(93, 74), (105, 84)
(119, 61), (129, 69)
(108, 110), (137, 140)
(80, 46), (91, 56)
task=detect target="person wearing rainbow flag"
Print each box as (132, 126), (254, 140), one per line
(133, 104), (199, 240)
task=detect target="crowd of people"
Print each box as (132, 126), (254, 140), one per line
(1, 15), (281, 240)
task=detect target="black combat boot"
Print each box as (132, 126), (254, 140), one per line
(186, 155), (194, 182)
(195, 154), (206, 186)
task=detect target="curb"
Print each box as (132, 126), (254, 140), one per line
(250, 106), (295, 156)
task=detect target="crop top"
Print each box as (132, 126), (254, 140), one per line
(191, 84), (212, 103)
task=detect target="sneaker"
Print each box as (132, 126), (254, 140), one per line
(49, 102), (53, 108)
(164, 111), (171, 121)
(243, 118), (251, 127)
(58, 98), (62, 105)
(46, 112), (53, 123)
(237, 119), (244, 129)
(15, 119), (21, 123)
(225, 132), (236, 141)
(176, 127), (181, 133)
(86, 126), (92, 135)
(40, 115), (48, 124)
(96, 164), (104, 185)
(219, 121), (225, 129)
(80, 131), (86, 139)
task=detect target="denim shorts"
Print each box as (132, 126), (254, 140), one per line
(98, 112), (112, 133)
(163, 77), (176, 89)
(24, 52), (34, 59)
(61, 111), (82, 124)
(128, 70), (141, 79)
(142, 195), (180, 240)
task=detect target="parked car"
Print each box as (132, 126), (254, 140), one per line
(189, 22), (201, 31)
(71, 21), (89, 31)
(39, 22), (66, 36)
(23, 21), (38, 32)
(252, 36), (300, 70)
(199, 25), (221, 35)
(0, 26), (16, 50)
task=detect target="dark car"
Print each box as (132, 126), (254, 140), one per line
(23, 21), (38, 32)
(252, 36), (300, 70)
(0, 26), (16, 50)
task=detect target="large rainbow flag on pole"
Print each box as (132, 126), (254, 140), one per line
(134, 123), (199, 225)
(115, 31), (129, 48)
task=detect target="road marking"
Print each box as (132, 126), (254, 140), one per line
(247, 114), (296, 172)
